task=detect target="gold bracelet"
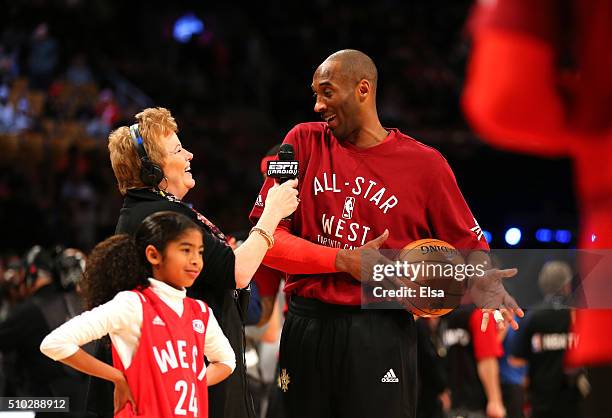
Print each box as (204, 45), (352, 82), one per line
(249, 227), (274, 249)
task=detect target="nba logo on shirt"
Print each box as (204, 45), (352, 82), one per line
(342, 197), (355, 219)
(192, 319), (205, 334)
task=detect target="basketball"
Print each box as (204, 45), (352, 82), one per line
(397, 239), (466, 317)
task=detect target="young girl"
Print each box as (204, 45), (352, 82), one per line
(40, 211), (235, 417)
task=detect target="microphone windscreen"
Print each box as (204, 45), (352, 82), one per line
(278, 144), (295, 161)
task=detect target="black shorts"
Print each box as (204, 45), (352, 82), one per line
(279, 296), (417, 418)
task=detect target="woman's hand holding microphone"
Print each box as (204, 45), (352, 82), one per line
(263, 178), (300, 222)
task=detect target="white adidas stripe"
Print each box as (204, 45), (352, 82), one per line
(196, 299), (207, 313)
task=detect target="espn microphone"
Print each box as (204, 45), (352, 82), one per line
(267, 144), (299, 184)
(266, 144), (299, 221)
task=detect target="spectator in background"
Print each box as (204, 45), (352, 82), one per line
(87, 89), (120, 139)
(416, 317), (449, 418)
(499, 319), (526, 418)
(0, 87), (30, 134)
(0, 255), (26, 320)
(0, 43), (20, 82)
(12, 96), (31, 132)
(13, 97), (33, 133)
(60, 173), (98, 250)
(56, 145), (98, 251)
(0, 255), (26, 399)
(65, 54), (94, 87)
(0, 83), (15, 133)
(52, 247), (88, 317)
(28, 23), (58, 90)
(442, 305), (505, 418)
(0, 246), (88, 416)
(510, 261), (585, 418)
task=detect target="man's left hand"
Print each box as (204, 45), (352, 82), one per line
(469, 267), (524, 331)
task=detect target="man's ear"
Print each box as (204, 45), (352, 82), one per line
(357, 79), (371, 102)
(145, 244), (162, 267)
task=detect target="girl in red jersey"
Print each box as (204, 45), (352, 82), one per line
(40, 211), (235, 417)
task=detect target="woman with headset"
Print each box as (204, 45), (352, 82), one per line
(84, 107), (298, 418)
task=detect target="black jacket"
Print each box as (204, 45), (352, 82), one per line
(0, 284), (88, 416)
(86, 188), (255, 418)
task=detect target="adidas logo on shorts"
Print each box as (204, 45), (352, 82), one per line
(381, 368), (399, 383)
(152, 315), (166, 326)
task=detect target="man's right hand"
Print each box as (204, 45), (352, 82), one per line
(336, 230), (436, 313)
(335, 229), (389, 281)
(335, 230), (421, 311)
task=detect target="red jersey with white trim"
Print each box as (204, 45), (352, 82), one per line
(250, 122), (489, 305)
(112, 287), (210, 418)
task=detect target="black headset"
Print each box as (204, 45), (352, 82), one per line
(130, 123), (165, 188)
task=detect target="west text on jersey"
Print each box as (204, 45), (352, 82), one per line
(321, 213), (372, 246)
(152, 340), (206, 379)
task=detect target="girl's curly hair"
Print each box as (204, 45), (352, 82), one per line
(81, 211), (202, 310)
(81, 234), (148, 310)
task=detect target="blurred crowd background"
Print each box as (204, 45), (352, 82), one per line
(0, 0), (576, 257)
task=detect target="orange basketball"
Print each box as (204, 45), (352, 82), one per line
(397, 239), (466, 317)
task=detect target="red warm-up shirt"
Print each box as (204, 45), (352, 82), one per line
(470, 309), (503, 361)
(112, 288), (210, 418)
(250, 122), (488, 305)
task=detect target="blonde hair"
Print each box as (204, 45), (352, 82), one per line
(108, 107), (178, 194)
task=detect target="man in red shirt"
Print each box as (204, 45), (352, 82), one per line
(443, 307), (505, 418)
(250, 49), (521, 418)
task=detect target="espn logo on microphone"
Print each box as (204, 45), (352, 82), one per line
(267, 161), (299, 179)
